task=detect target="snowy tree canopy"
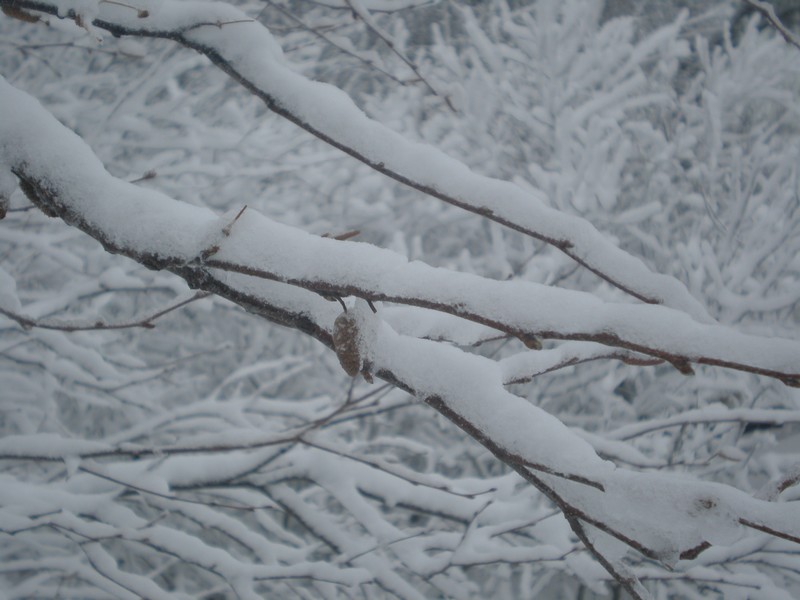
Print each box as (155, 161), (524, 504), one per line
(1, 0), (800, 598)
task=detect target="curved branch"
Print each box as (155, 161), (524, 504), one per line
(499, 341), (662, 385)
(10, 156), (800, 385)
(0, 0), (712, 321)
(4, 20), (800, 594)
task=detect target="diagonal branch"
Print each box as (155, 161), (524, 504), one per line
(567, 517), (652, 600)
(10, 158), (800, 386)
(4, 17), (800, 592)
(264, 0), (406, 86)
(0, 0), (712, 321)
(743, 0), (800, 51)
(2, 75), (798, 384)
(343, 0), (456, 111)
(0, 291), (209, 332)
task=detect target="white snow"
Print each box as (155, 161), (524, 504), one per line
(39, 0), (715, 322)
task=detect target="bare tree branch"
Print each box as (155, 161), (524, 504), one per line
(744, 0), (800, 50)
(264, 0), (406, 85)
(343, 0), (457, 111)
(0, 291), (210, 332)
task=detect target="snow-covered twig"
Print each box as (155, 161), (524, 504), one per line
(607, 407), (800, 441)
(0, 291), (209, 332)
(757, 463), (800, 502)
(0, 0), (712, 321)
(343, 0), (456, 110)
(744, 0), (800, 51)
(4, 3), (800, 594)
(3, 78), (797, 384)
(304, 0), (435, 14)
(500, 341), (662, 385)
(4, 72), (800, 583)
(264, 0), (406, 85)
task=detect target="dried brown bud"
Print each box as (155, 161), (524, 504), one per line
(518, 334), (542, 350)
(333, 312), (361, 378)
(2, 7), (41, 23)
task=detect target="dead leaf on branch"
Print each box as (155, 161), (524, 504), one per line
(333, 307), (374, 383)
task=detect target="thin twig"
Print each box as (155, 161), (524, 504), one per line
(80, 465), (276, 511)
(503, 350), (662, 385)
(130, 169), (156, 183)
(739, 518), (800, 545)
(744, 0), (800, 50)
(567, 517), (652, 600)
(303, 0), (436, 14)
(0, 291), (210, 332)
(4, 0), (707, 314)
(301, 438), (491, 498)
(264, 0), (405, 85)
(343, 0), (456, 111)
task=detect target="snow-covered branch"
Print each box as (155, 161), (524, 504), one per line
(0, 290), (208, 331)
(0, 0), (713, 321)
(743, 0), (800, 50)
(3, 1), (800, 597)
(3, 71), (800, 599)
(3, 75), (798, 386)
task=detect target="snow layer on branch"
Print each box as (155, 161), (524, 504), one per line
(0, 76), (217, 261)
(0, 164), (16, 215)
(48, 0), (713, 322)
(382, 305), (501, 346)
(363, 310), (615, 480)
(3, 45), (800, 581)
(214, 208), (800, 378)
(2, 72), (798, 383)
(542, 466), (800, 568)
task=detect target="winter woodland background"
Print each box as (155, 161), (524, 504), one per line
(1, 0), (800, 598)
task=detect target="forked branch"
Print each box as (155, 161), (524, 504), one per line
(0, 0), (712, 321)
